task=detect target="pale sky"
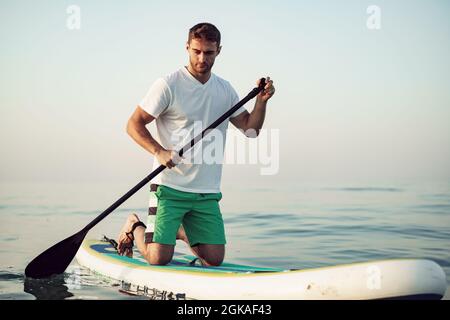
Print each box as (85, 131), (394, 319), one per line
(1, 0), (449, 186)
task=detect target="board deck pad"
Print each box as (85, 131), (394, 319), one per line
(87, 240), (286, 274)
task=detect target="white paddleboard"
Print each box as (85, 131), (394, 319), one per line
(75, 239), (447, 300)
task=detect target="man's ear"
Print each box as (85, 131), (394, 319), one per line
(186, 42), (190, 51)
(217, 45), (222, 55)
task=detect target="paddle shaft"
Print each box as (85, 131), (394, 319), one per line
(83, 79), (266, 232)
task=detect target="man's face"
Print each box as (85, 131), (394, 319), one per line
(186, 38), (221, 75)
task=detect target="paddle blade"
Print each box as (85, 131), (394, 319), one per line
(25, 230), (87, 279)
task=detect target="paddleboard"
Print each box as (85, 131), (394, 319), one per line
(75, 239), (447, 300)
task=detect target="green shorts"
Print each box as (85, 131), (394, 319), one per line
(144, 184), (226, 247)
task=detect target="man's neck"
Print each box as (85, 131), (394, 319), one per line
(186, 65), (211, 84)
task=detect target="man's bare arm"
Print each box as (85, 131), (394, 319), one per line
(230, 77), (275, 137)
(126, 106), (163, 155)
(229, 105), (266, 138)
(126, 106), (179, 168)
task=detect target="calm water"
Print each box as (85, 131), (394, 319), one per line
(0, 180), (449, 299)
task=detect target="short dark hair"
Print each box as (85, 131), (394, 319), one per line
(188, 23), (221, 48)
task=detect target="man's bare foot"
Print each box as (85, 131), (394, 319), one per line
(117, 213), (140, 257)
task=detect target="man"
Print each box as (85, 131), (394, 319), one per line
(117, 23), (275, 266)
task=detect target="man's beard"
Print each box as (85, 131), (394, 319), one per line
(190, 60), (213, 74)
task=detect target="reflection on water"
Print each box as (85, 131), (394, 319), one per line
(24, 275), (74, 300)
(21, 266), (188, 300)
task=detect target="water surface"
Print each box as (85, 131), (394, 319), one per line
(0, 180), (448, 299)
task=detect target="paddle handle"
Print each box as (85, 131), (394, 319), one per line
(83, 78), (266, 232)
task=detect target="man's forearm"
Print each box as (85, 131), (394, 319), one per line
(245, 99), (267, 135)
(126, 120), (164, 155)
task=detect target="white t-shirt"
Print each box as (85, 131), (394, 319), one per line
(138, 66), (245, 193)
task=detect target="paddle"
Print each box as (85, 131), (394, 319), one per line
(25, 78), (267, 278)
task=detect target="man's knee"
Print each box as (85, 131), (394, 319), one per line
(202, 256), (224, 267)
(143, 243), (174, 266)
(148, 256), (172, 266)
(196, 245), (225, 266)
